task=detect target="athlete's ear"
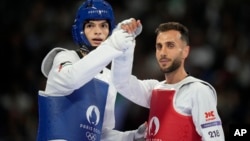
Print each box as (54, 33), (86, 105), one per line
(183, 45), (189, 59)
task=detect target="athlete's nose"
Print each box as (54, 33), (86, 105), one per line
(94, 27), (102, 35)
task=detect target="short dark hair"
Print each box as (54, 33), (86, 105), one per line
(155, 22), (189, 45)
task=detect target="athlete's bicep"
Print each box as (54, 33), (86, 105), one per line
(192, 83), (225, 140)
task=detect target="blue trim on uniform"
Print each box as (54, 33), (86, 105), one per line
(201, 121), (222, 129)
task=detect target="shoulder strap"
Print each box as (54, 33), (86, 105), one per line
(75, 49), (83, 59)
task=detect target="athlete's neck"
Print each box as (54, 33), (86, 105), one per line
(164, 70), (188, 84)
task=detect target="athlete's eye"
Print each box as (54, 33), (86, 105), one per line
(85, 23), (94, 28)
(101, 23), (109, 29)
(156, 44), (162, 50)
(166, 42), (175, 48)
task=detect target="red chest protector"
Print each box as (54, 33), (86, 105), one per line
(146, 89), (201, 141)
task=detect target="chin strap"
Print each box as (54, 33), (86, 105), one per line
(75, 48), (89, 58)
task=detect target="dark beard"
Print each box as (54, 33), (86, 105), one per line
(160, 58), (181, 74)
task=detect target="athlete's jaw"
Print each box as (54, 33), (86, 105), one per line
(159, 58), (181, 74)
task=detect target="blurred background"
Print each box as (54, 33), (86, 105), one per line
(1, 0), (250, 140)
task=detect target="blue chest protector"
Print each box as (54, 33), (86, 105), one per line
(37, 78), (109, 141)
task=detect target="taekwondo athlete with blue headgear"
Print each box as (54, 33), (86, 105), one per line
(36, 0), (146, 140)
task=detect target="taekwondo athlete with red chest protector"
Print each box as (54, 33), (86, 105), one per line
(112, 21), (225, 141)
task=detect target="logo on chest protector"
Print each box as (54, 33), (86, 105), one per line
(148, 116), (160, 137)
(80, 105), (101, 141)
(86, 105), (100, 125)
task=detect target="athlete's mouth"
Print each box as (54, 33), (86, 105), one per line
(92, 38), (103, 44)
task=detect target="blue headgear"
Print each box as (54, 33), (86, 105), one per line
(72, 0), (115, 52)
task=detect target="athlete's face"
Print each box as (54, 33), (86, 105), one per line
(155, 30), (189, 74)
(84, 20), (110, 47)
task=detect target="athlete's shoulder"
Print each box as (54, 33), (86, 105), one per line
(183, 76), (213, 89)
(41, 47), (76, 77)
(184, 76), (217, 98)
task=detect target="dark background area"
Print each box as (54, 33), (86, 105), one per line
(1, 0), (250, 140)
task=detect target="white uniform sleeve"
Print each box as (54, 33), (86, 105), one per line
(191, 82), (225, 141)
(111, 46), (159, 108)
(44, 44), (122, 96)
